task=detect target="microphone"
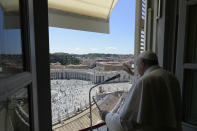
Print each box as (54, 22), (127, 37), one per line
(104, 74), (121, 83)
(89, 74), (120, 131)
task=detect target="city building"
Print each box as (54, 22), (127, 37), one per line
(50, 62), (66, 69)
(66, 64), (88, 69)
(96, 62), (123, 71)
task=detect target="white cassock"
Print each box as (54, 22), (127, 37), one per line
(105, 66), (182, 131)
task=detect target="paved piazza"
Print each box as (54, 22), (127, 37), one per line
(51, 79), (132, 123)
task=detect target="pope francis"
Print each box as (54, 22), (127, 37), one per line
(100, 51), (182, 131)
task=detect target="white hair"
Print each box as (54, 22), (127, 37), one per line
(138, 51), (158, 61)
(135, 51), (159, 66)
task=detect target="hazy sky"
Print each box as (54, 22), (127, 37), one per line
(49, 0), (136, 54)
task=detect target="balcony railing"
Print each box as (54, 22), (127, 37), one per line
(79, 122), (108, 131)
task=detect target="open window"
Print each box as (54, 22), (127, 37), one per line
(48, 0), (136, 130)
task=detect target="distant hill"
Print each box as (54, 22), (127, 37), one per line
(50, 53), (133, 65)
(50, 53), (80, 65)
(73, 53), (132, 59)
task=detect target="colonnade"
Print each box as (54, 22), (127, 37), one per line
(50, 69), (131, 84)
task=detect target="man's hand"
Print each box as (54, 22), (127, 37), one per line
(122, 63), (134, 76)
(99, 110), (109, 121)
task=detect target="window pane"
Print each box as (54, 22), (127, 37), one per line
(0, 0), (23, 79)
(0, 87), (30, 131)
(184, 70), (197, 126)
(185, 5), (197, 63)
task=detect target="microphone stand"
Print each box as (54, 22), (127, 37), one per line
(89, 74), (120, 131)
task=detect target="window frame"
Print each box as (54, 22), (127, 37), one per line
(176, 0), (197, 130)
(27, 0), (52, 130)
(0, 0), (52, 130)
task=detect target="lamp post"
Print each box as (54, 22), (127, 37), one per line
(88, 74), (120, 131)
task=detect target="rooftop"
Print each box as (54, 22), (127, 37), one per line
(53, 104), (101, 131)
